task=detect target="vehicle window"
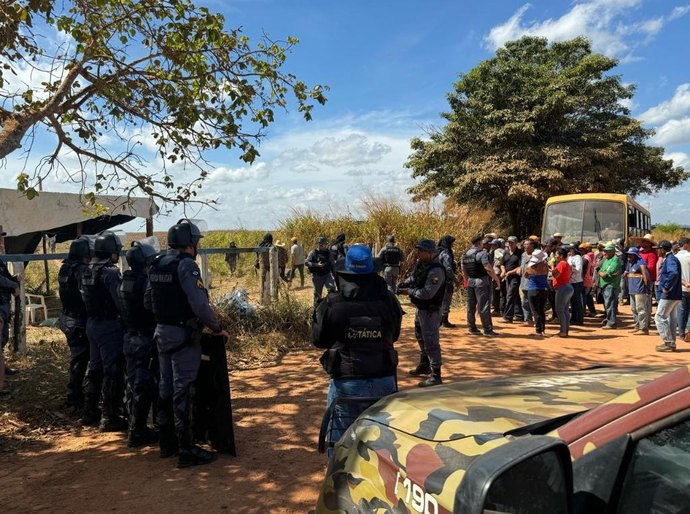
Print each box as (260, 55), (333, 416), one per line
(616, 419), (690, 514)
(583, 200), (625, 243)
(483, 450), (569, 514)
(543, 201), (585, 242)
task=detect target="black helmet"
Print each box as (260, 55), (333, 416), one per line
(126, 241), (158, 270)
(387, 235), (395, 243)
(317, 236), (328, 245)
(94, 231), (123, 256)
(167, 219), (203, 247)
(68, 237), (91, 261)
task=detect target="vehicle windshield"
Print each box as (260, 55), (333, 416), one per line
(543, 200), (625, 243)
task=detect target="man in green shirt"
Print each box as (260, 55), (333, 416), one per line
(599, 244), (623, 329)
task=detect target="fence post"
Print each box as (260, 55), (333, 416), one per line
(258, 250), (268, 305)
(269, 246), (280, 301)
(199, 252), (211, 289)
(10, 261), (26, 354)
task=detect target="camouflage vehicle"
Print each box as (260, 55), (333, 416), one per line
(315, 365), (690, 514)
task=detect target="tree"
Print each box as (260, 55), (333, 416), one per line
(406, 36), (688, 235)
(0, 0), (326, 208)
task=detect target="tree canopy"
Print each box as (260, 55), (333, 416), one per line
(0, 0), (326, 209)
(406, 36), (688, 234)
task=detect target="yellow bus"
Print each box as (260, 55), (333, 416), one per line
(541, 193), (651, 244)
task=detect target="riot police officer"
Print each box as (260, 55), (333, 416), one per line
(0, 232), (19, 382)
(397, 239), (446, 387)
(57, 237), (91, 409)
(438, 235), (458, 328)
(306, 237), (337, 306)
(81, 231), (126, 431)
(313, 244), (403, 455)
(119, 241), (159, 447)
(377, 235), (404, 293)
(146, 219), (227, 468)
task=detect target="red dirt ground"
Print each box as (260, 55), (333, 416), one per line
(1, 304), (688, 513)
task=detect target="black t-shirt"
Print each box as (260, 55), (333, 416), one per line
(502, 250), (522, 274)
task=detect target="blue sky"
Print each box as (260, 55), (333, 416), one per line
(2, 0), (690, 231)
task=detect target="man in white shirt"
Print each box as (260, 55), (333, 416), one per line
(289, 237), (306, 288)
(567, 244), (584, 325)
(676, 237), (690, 342)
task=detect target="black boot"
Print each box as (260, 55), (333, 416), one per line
(441, 315), (456, 328)
(100, 376), (127, 432)
(176, 430), (217, 469)
(419, 368), (443, 387)
(128, 396), (158, 448)
(408, 353), (431, 376)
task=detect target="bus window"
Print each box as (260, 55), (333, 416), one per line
(583, 201), (625, 242)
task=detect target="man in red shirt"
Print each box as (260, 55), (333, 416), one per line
(639, 235), (658, 309)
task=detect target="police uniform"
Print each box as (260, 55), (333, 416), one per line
(313, 245), (403, 454)
(81, 237), (126, 430)
(377, 241), (404, 293)
(399, 250), (446, 385)
(462, 246), (494, 334)
(57, 238), (90, 408)
(0, 259), (18, 351)
(438, 235), (457, 326)
(119, 242), (159, 447)
(306, 242), (337, 305)
(147, 225), (222, 467)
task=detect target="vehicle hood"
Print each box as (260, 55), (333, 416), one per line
(360, 366), (675, 442)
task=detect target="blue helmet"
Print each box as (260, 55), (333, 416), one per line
(343, 244), (374, 274)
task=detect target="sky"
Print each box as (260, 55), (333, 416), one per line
(2, 0), (690, 232)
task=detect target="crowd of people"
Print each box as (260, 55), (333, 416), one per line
(456, 232), (690, 351)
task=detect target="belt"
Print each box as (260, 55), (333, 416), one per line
(627, 273), (643, 278)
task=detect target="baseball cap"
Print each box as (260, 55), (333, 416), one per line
(490, 239), (500, 245)
(317, 236), (328, 244)
(415, 239), (437, 253)
(658, 240), (673, 250)
(528, 250), (546, 266)
(341, 244), (374, 274)
(553, 232), (563, 238)
(507, 236), (518, 243)
(0, 231), (6, 237)
(471, 235), (483, 245)
(485, 232), (498, 239)
(625, 247), (641, 256)
(528, 235), (540, 242)
(604, 244), (616, 251)
(579, 242), (591, 250)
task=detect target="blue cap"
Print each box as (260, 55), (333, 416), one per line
(343, 244), (374, 274)
(625, 247), (641, 256)
(415, 239), (437, 253)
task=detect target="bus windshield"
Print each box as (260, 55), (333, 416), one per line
(543, 200), (625, 243)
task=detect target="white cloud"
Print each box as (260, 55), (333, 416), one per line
(640, 83), (690, 125)
(665, 151), (690, 169)
(653, 117), (690, 147)
(484, 1), (690, 60)
(208, 162), (270, 183)
(251, 186), (329, 202)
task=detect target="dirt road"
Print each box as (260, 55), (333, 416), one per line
(1, 305), (689, 513)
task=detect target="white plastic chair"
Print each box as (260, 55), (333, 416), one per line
(25, 294), (48, 324)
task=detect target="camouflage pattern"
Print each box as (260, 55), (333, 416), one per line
(316, 366), (687, 514)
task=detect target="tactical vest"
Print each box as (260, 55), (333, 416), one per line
(58, 261), (87, 320)
(119, 270), (156, 336)
(148, 253), (196, 325)
(310, 249), (332, 276)
(462, 249), (488, 278)
(81, 262), (120, 319)
(382, 246), (403, 267)
(319, 292), (397, 379)
(409, 262), (446, 310)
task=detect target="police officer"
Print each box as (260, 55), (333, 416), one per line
(313, 245), (403, 454)
(330, 232), (347, 263)
(57, 237), (91, 409)
(306, 237), (337, 306)
(377, 235), (404, 293)
(81, 231), (126, 431)
(397, 239), (446, 387)
(119, 241), (159, 447)
(146, 219), (228, 468)
(461, 235), (502, 336)
(0, 231), (19, 379)
(438, 235), (458, 328)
